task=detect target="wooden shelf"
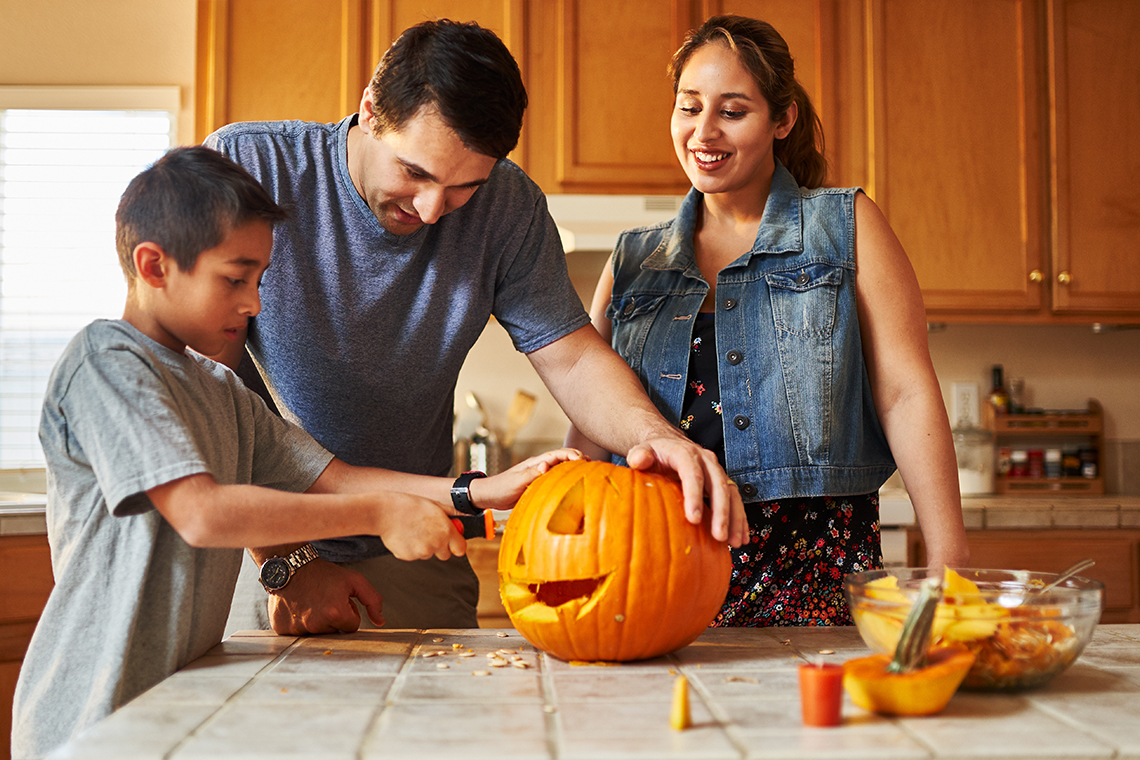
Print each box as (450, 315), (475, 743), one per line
(985, 399), (1104, 496)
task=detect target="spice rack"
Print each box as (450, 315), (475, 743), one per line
(983, 399), (1104, 495)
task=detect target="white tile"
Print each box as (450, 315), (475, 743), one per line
(243, 673), (394, 704)
(550, 669), (683, 702)
(901, 693), (1114, 758)
(133, 675), (249, 705)
(172, 703), (376, 759)
(48, 704), (218, 760)
(394, 671), (542, 702)
(557, 699), (737, 759)
(984, 503), (1053, 528)
(961, 506), (986, 529)
(362, 702), (550, 759)
(1053, 506), (1119, 528)
(738, 722), (930, 760)
(178, 654), (277, 679)
(688, 669), (800, 702)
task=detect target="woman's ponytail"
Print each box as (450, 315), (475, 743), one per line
(776, 82), (827, 189)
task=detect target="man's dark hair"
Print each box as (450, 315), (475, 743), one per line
(115, 146), (287, 279)
(368, 19), (527, 160)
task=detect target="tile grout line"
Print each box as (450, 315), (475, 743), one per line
(675, 653), (748, 760)
(356, 630), (423, 759)
(537, 649), (562, 760)
(163, 635), (304, 759)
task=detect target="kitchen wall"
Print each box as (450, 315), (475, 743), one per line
(4, 1), (1138, 494)
(458, 251), (1140, 494)
(0, 0), (197, 145)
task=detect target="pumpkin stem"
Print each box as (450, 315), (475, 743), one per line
(887, 573), (944, 674)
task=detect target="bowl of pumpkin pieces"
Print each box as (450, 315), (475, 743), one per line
(844, 566), (1103, 708)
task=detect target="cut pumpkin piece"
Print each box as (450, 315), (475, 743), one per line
(844, 645), (976, 716)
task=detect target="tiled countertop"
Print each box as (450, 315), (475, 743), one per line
(877, 491), (1140, 530)
(0, 493), (47, 536)
(959, 495), (1140, 531)
(49, 625), (1140, 760)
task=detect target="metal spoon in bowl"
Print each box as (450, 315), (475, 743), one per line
(1027, 558), (1096, 599)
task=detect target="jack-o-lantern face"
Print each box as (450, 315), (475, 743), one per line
(498, 460), (732, 662)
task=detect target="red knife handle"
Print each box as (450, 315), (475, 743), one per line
(451, 511), (494, 540)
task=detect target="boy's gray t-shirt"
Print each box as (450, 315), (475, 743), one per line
(11, 320), (333, 759)
(205, 116), (590, 563)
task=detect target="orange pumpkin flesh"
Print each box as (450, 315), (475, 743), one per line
(499, 460), (732, 662)
(843, 645), (976, 716)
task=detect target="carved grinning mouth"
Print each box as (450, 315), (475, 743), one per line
(502, 477), (617, 616)
(527, 577), (605, 607)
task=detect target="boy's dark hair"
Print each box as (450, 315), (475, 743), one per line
(115, 146), (287, 280)
(368, 19), (527, 160)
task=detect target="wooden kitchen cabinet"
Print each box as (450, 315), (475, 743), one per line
(1, 535), (53, 760)
(906, 527), (1140, 624)
(1046, 0), (1140, 315)
(857, 0), (1049, 316)
(195, 0), (527, 148)
(195, 0), (838, 195)
(853, 0), (1140, 323)
(522, 0), (839, 194)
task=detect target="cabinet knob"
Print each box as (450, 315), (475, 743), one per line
(1029, 269), (1043, 283)
(1058, 271), (1072, 285)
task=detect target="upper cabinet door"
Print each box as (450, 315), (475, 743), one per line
(1048, 0), (1140, 314)
(522, 0), (691, 194)
(195, 0), (525, 145)
(867, 0), (1046, 314)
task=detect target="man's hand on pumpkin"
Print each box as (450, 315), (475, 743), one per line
(267, 559), (384, 634)
(625, 438), (747, 547)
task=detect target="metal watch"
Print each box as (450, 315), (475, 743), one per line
(258, 543), (319, 592)
(450, 470), (487, 515)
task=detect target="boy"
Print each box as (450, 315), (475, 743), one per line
(10, 146), (575, 759)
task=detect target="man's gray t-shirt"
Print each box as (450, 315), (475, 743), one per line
(205, 116), (589, 563)
(11, 321), (333, 759)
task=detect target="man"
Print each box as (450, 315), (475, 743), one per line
(207, 19), (745, 633)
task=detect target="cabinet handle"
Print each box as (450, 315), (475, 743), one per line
(1029, 269), (1043, 283)
(1058, 271), (1072, 285)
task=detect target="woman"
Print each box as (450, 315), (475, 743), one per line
(566, 15), (969, 626)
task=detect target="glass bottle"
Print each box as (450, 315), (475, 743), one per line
(987, 365), (1010, 415)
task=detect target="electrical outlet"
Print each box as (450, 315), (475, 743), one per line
(951, 382), (981, 427)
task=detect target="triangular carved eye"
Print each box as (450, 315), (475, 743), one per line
(546, 479), (585, 535)
(515, 546), (526, 566)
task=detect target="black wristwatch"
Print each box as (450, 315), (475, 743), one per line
(450, 471), (487, 515)
(258, 543), (319, 592)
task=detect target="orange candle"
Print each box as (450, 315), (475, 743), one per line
(799, 662), (844, 727)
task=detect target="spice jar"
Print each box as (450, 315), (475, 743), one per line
(1010, 449), (1029, 478)
(1044, 448), (1062, 479)
(997, 447), (1012, 477)
(1062, 446), (1082, 478)
(1079, 448), (1098, 479)
(1027, 449), (1045, 479)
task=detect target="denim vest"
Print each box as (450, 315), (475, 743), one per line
(607, 163), (895, 503)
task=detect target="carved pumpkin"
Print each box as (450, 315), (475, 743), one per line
(498, 460), (732, 662)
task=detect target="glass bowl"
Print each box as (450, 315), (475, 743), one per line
(845, 567), (1103, 691)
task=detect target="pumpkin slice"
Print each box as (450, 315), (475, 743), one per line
(843, 645), (976, 716)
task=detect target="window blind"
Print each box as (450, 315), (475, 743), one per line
(0, 88), (177, 468)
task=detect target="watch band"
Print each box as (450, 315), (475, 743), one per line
(450, 471), (487, 515)
(284, 543), (320, 570)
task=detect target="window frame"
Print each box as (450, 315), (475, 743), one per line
(0, 85), (180, 481)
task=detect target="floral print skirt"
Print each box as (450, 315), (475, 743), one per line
(712, 492), (883, 627)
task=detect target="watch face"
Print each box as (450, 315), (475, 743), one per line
(260, 558), (291, 590)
